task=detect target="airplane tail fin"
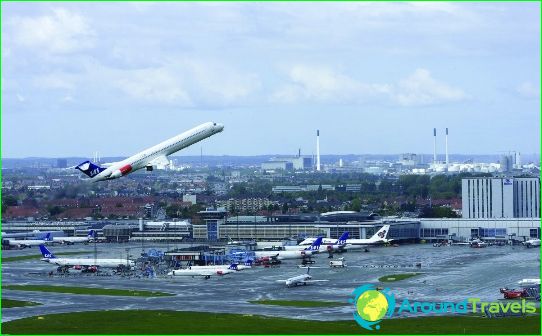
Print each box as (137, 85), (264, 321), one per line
(75, 161), (106, 178)
(369, 225), (390, 242)
(305, 236), (323, 251)
(39, 244), (56, 259)
(228, 263), (239, 270)
(44, 233), (52, 241)
(336, 232), (349, 245)
(88, 230), (96, 238)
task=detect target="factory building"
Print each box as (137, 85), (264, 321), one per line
(462, 177), (540, 219)
(261, 161), (293, 171)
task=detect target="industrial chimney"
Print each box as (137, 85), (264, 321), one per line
(445, 128), (449, 167)
(433, 128), (437, 164)
(316, 130), (321, 171)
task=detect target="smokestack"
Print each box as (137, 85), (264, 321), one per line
(445, 128), (449, 166)
(316, 130), (321, 171)
(433, 128), (437, 164)
(298, 148), (301, 158)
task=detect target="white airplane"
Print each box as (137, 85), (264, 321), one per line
(298, 225), (391, 249)
(284, 232), (349, 253)
(52, 230), (96, 245)
(255, 237), (323, 260)
(6, 233), (52, 249)
(167, 263), (240, 279)
(522, 238), (541, 248)
(276, 268), (329, 287)
(39, 245), (135, 269)
(75, 122), (224, 182)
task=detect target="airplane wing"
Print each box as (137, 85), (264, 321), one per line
(275, 280), (288, 283)
(305, 280), (329, 283)
(148, 155), (170, 167)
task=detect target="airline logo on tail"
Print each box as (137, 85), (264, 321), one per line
(305, 236), (323, 251)
(228, 263), (239, 270)
(336, 232), (349, 245)
(43, 233), (52, 241)
(370, 225), (391, 242)
(39, 244), (56, 259)
(76, 161), (106, 178)
(88, 230), (96, 238)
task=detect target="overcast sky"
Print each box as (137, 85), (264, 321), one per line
(2, 2), (540, 158)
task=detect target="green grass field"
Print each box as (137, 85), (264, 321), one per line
(2, 251), (92, 263)
(378, 272), (422, 282)
(2, 285), (174, 297)
(1, 310), (539, 334)
(249, 299), (346, 307)
(2, 298), (42, 308)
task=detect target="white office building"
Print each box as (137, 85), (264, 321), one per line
(462, 177), (540, 219)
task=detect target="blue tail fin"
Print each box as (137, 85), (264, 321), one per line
(228, 263), (239, 270)
(336, 232), (349, 245)
(88, 230), (96, 238)
(305, 236), (323, 251)
(75, 161), (106, 178)
(43, 233), (52, 241)
(39, 245), (56, 259)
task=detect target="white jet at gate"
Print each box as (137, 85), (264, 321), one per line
(298, 225), (391, 249)
(52, 230), (96, 245)
(75, 122), (224, 182)
(167, 263), (239, 279)
(7, 233), (52, 249)
(39, 245), (135, 269)
(254, 237), (323, 260)
(276, 267), (329, 287)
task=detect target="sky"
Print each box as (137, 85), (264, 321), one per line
(2, 2), (540, 158)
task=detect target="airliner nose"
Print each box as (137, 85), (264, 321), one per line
(215, 123), (224, 132)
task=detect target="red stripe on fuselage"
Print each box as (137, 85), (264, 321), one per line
(119, 164), (132, 175)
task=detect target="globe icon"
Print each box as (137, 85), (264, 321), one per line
(356, 290), (388, 322)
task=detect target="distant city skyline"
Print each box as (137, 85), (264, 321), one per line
(2, 2), (540, 157)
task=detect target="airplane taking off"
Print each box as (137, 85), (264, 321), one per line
(7, 233), (52, 249)
(75, 122), (224, 182)
(39, 245), (135, 269)
(276, 267), (329, 287)
(298, 225), (391, 249)
(52, 230), (95, 245)
(255, 237), (323, 260)
(167, 263), (240, 279)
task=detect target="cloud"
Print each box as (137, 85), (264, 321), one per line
(9, 8), (94, 54)
(393, 68), (467, 106)
(272, 66), (465, 106)
(33, 74), (75, 90)
(516, 81), (540, 99)
(113, 67), (192, 105)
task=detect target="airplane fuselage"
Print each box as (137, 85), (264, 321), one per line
(42, 257), (134, 268)
(85, 122), (223, 182)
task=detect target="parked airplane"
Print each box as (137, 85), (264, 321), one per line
(52, 230), (95, 245)
(298, 225), (391, 249)
(255, 237), (323, 260)
(39, 245), (135, 269)
(75, 122), (224, 182)
(276, 267), (329, 287)
(284, 232), (349, 252)
(167, 263), (239, 279)
(522, 238), (541, 248)
(6, 233), (52, 249)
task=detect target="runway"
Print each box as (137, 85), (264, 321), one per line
(2, 243), (540, 322)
